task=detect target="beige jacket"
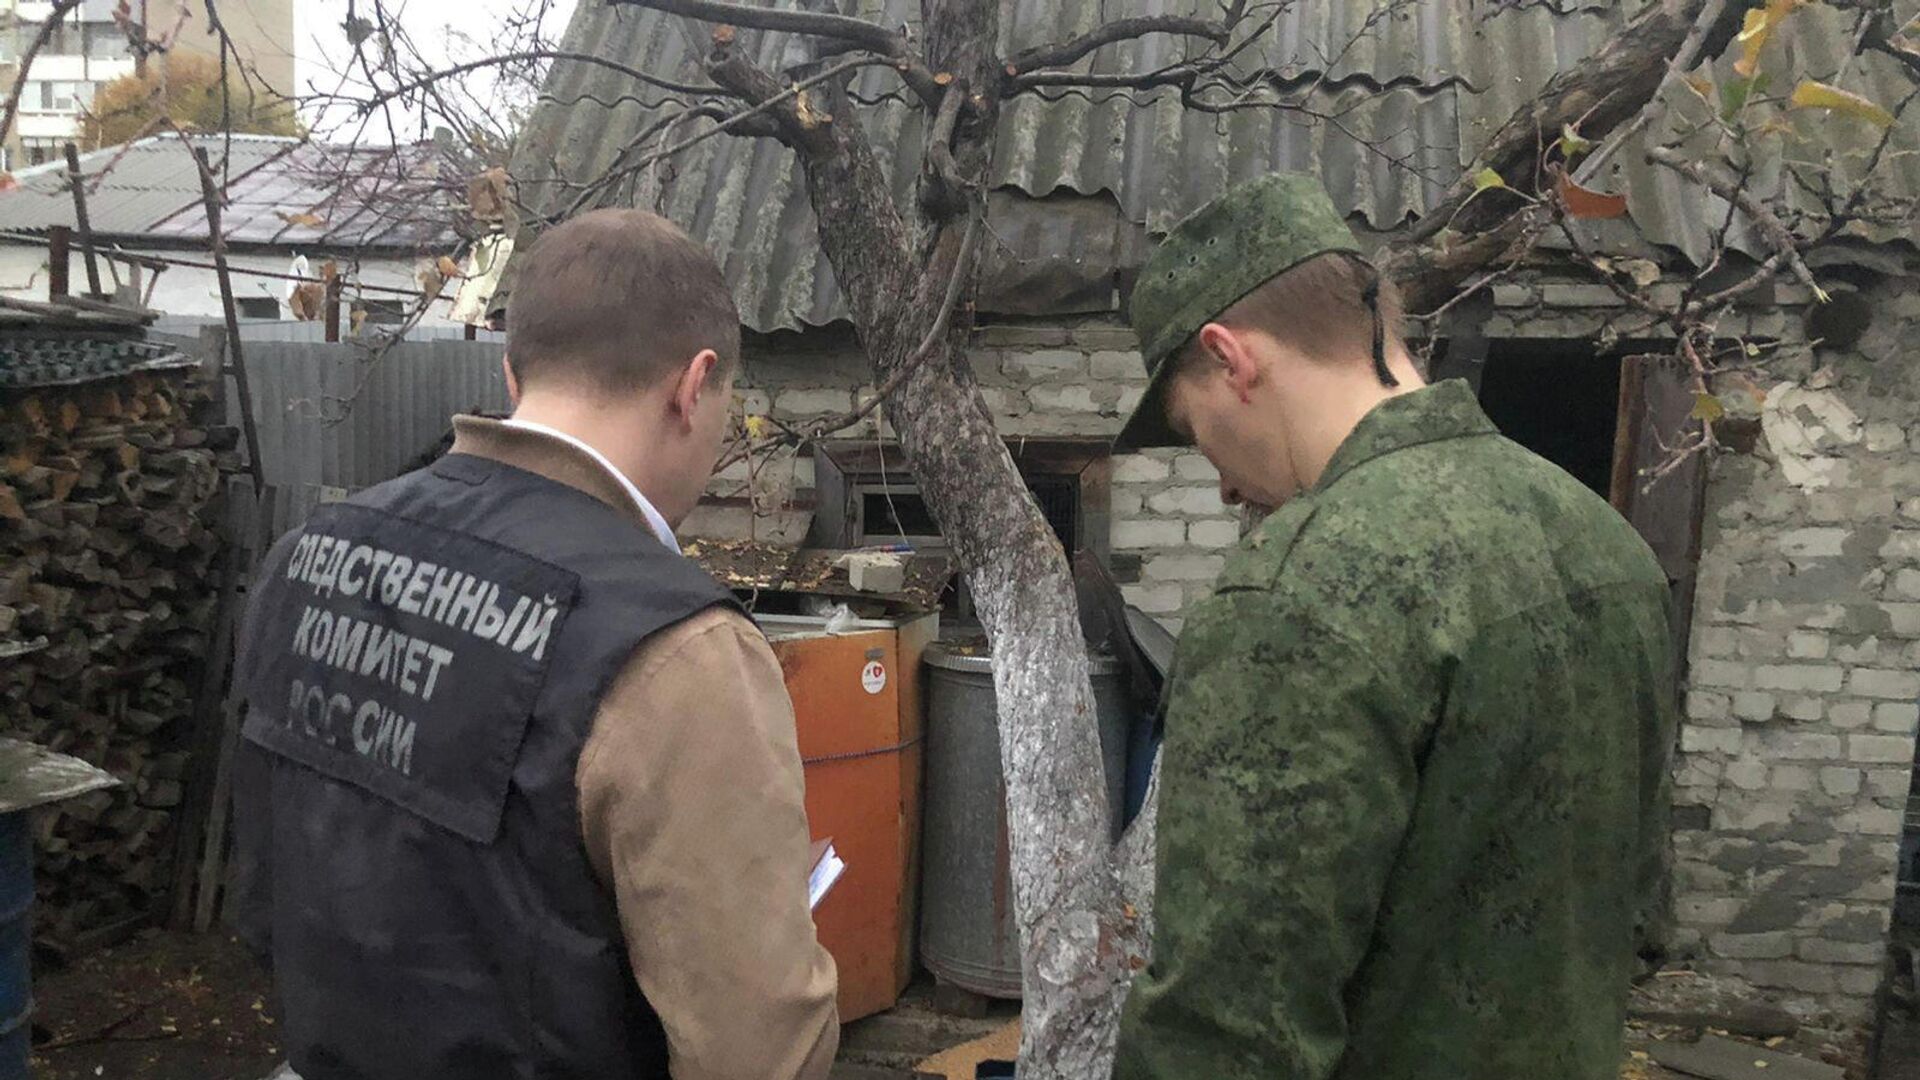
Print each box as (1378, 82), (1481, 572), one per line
(451, 417), (840, 1080)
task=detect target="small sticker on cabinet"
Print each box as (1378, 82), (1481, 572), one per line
(861, 660), (887, 695)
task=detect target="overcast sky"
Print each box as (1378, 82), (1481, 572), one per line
(292, 0), (580, 141)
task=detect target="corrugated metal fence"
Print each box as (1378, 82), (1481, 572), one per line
(216, 335), (511, 538)
(152, 315), (507, 345)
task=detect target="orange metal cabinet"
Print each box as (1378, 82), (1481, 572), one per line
(761, 612), (936, 1022)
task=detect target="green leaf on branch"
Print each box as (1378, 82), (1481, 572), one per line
(1720, 74), (1768, 121)
(1473, 167), (1507, 192)
(1789, 80), (1896, 128)
(1559, 124), (1593, 159)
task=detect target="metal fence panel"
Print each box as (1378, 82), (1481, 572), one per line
(231, 337), (510, 538)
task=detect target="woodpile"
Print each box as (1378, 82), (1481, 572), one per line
(0, 366), (234, 946)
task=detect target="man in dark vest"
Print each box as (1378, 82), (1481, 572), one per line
(229, 209), (839, 1080)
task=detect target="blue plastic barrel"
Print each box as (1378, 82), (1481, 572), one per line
(0, 811), (32, 1079)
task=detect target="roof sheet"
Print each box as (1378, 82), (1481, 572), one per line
(0, 134), (464, 252)
(507, 0), (1920, 332)
(0, 331), (192, 390)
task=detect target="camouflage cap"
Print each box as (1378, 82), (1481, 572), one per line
(1115, 173), (1362, 451)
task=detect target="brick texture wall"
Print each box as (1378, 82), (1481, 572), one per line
(1669, 279), (1920, 1022)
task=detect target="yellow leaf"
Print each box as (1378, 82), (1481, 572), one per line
(1558, 123), (1592, 159)
(1790, 80), (1896, 128)
(1691, 392), (1726, 423)
(1472, 167), (1507, 192)
(744, 414), (773, 439)
(1684, 74), (1715, 101)
(274, 210), (327, 228)
(1736, 0), (1801, 79)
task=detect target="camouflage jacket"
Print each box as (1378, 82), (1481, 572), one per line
(1115, 380), (1677, 1080)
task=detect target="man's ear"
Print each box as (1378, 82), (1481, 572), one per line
(671, 350), (720, 431)
(502, 356), (522, 407)
(1196, 323), (1260, 401)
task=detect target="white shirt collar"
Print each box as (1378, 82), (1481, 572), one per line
(499, 418), (681, 553)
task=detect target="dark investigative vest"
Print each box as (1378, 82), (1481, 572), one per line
(233, 452), (739, 1080)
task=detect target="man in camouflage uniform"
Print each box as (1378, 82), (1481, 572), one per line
(1111, 173), (1678, 1080)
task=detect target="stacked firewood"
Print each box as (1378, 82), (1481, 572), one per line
(0, 367), (233, 945)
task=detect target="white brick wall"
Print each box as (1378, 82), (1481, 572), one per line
(1671, 280), (1920, 1023)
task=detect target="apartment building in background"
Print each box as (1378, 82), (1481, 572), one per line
(0, 0), (294, 168)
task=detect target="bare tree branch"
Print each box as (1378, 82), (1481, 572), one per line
(612, 0), (903, 61)
(1573, 0), (1730, 185)
(1010, 16), (1231, 76)
(1409, 0), (1743, 247)
(1646, 144), (1825, 300)
(327, 49), (731, 115)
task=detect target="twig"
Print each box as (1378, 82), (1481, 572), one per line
(1010, 16), (1231, 75)
(1574, 0), (1729, 185)
(1646, 144), (1825, 300)
(36, 996), (167, 1051)
(621, 55), (892, 175)
(613, 0), (904, 56)
(326, 49), (729, 116)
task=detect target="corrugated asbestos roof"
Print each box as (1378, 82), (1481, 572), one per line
(0, 134), (464, 252)
(507, 0), (1920, 332)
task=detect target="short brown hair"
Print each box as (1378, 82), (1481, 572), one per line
(1180, 251), (1404, 371)
(506, 208), (741, 392)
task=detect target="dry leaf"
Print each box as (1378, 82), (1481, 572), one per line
(417, 263), (447, 298)
(1691, 392), (1726, 423)
(1790, 80), (1896, 128)
(1684, 74), (1715, 101)
(1557, 174), (1629, 219)
(350, 307), (369, 336)
(343, 14), (375, 47)
(1736, 0), (1801, 79)
(467, 166), (509, 223)
(1619, 258), (1661, 289)
(288, 282), (325, 321)
(275, 210), (327, 228)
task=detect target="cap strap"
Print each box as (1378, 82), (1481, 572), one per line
(1360, 266), (1397, 388)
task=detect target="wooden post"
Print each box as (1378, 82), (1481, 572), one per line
(62, 142), (101, 298)
(193, 147), (263, 498)
(323, 271), (342, 343)
(47, 225), (69, 298)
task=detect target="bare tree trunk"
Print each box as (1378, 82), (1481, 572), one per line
(770, 78), (1142, 1080)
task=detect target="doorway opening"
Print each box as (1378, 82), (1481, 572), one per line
(1475, 341), (1623, 498)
